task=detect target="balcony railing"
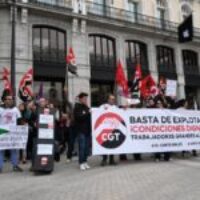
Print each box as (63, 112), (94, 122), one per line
(86, 1), (200, 38)
(86, 2), (178, 32)
(0, 0), (73, 11)
(27, 0), (72, 8)
(1, 0), (200, 37)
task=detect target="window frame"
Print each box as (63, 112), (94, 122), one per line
(32, 25), (66, 64)
(156, 45), (176, 73)
(89, 34), (116, 69)
(125, 40), (149, 70)
(182, 50), (199, 74)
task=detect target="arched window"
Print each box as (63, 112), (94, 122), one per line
(89, 34), (116, 69)
(156, 45), (176, 73)
(89, 34), (116, 106)
(33, 26), (66, 81)
(182, 50), (198, 74)
(33, 26), (66, 64)
(125, 40), (148, 79)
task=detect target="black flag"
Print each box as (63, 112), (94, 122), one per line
(178, 14), (193, 43)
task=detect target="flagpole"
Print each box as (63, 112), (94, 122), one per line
(63, 63), (69, 112)
(11, 0), (16, 105)
(66, 63), (69, 100)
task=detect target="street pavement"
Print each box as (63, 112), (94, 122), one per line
(1, 154), (200, 200)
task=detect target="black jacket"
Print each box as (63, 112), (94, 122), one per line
(74, 103), (91, 135)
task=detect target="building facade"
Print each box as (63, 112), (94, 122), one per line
(0, 0), (200, 106)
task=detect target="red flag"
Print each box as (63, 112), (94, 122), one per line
(141, 75), (159, 98)
(18, 68), (33, 102)
(1, 67), (12, 93)
(66, 47), (77, 74)
(115, 61), (129, 97)
(66, 47), (76, 65)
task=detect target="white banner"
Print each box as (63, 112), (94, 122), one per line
(166, 79), (177, 97)
(92, 108), (200, 155)
(0, 125), (28, 150)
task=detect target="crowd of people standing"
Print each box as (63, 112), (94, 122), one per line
(0, 88), (199, 173)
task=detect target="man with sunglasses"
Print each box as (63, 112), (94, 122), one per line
(0, 92), (23, 173)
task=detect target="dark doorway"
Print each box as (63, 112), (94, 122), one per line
(91, 81), (114, 107)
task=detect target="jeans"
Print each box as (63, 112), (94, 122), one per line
(67, 126), (77, 159)
(78, 133), (90, 164)
(0, 150), (19, 169)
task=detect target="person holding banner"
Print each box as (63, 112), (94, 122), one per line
(0, 93), (23, 173)
(177, 99), (198, 157)
(100, 94), (117, 166)
(74, 92), (91, 171)
(154, 98), (171, 162)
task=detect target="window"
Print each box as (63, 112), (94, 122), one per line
(182, 50), (198, 74)
(92, 0), (107, 16)
(156, 46), (175, 73)
(128, 1), (138, 12)
(157, 0), (166, 8)
(89, 34), (116, 68)
(127, 0), (138, 22)
(156, 0), (168, 29)
(126, 40), (148, 71)
(33, 28), (41, 60)
(33, 26), (66, 64)
(50, 29), (57, 62)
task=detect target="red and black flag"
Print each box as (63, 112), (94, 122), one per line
(18, 68), (33, 102)
(130, 64), (142, 99)
(141, 75), (159, 99)
(178, 14), (193, 43)
(66, 47), (77, 75)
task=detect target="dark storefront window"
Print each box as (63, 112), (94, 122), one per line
(89, 34), (116, 106)
(156, 45), (176, 73)
(33, 26), (66, 64)
(182, 50), (199, 74)
(126, 40), (149, 79)
(89, 34), (116, 69)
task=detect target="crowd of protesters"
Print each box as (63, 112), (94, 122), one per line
(0, 87), (199, 173)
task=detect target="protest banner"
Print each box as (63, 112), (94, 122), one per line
(0, 125), (28, 150)
(92, 107), (200, 155)
(166, 79), (177, 97)
(32, 108), (55, 173)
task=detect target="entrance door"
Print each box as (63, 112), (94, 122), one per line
(91, 82), (114, 107)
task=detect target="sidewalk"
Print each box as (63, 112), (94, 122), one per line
(0, 155), (200, 200)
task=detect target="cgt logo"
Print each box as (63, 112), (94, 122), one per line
(94, 112), (126, 149)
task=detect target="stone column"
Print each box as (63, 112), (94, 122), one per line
(175, 46), (185, 99)
(69, 0), (90, 104)
(148, 40), (158, 82)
